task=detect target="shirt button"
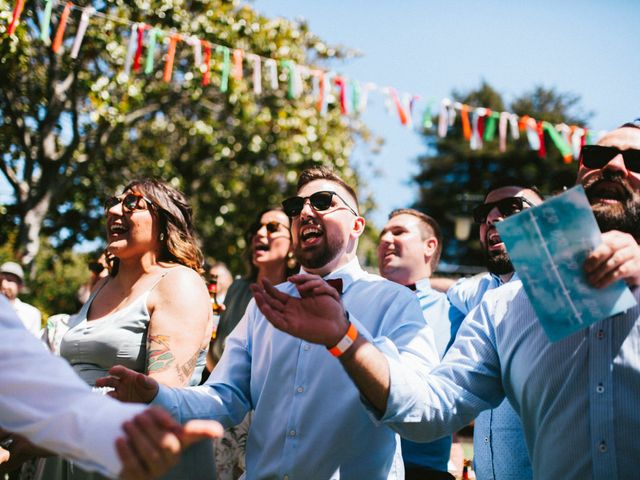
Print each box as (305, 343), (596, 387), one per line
(596, 384), (605, 394)
(598, 442), (607, 453)
(597, 329), (605, 340)
(303, 344), (310, 351)
(296, 386), (304, 393)
(289, 430), (296, 437)
(484, 437), (489, 444)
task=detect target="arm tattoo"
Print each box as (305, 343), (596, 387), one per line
(147, 334), (175, 373)
(176, 349), (203, 384)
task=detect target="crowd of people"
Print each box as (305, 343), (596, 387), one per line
(1, 121), (640, 480)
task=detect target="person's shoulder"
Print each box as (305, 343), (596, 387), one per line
(16, 299), (41, 317)
(478, 279), (525, 310)
(450, 272), (492, 293)
(156, 265), (207, 296)
(358, 272), (417, 301)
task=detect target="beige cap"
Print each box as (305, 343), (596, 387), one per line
(0, 262), (25, 283)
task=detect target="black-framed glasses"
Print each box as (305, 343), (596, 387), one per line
(253, 220), (289, 234)
(473, 196), (535, 224)
(282, 191), (358, 218)
(104, 192), (153, 215)
(580, 145), (640, 173)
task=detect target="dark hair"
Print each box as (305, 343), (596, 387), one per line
(296, 167), (359, 213)
(484, 178), (544, 202)
(244, 207), (298, 281)
(620, 119), (640, 129)
(388, 208), (443, 270)
(122, 178), (204, 274)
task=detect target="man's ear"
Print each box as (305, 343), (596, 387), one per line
(352, 216), (366, 238)
(423, 237), (437, 263)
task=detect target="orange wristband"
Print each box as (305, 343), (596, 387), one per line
(328, 319), (358, 357)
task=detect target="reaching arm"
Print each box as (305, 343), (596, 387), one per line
(0, 297), (143, 477)
(251, 274), (437, 415)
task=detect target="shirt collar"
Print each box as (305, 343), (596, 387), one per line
(490, 271), (519, 286)
(413, 277), (432, 292)
(300, 257), (365, 295)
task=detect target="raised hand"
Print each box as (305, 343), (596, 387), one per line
(250, 274), (348, 347)
(585, 230), (640, 288)
(117, 407), (223, 479)
(95, 365), (159, 404)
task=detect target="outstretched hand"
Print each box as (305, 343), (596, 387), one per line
(95, 365), (159, 404)
(585, 230), (640, 288)
(250, 274), (349, 347)
(118, 407), (223, 479)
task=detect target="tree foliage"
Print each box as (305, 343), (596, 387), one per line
(413, 81), (592, 267)
(0, 0), (368, 277)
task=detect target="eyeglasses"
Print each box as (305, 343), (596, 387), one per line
(473, 196), (535, 224)
(580, 145), (640, 173)
(253, 221), (289, 234)
(282, 191), (358, 218)
(104, 192), (153, 214)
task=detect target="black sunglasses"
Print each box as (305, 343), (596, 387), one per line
(580, 145), (640, 173)
(473, 196), (535, 224)
(104, 192), (153, 215)
(253, 221), (288, 234)
(282, 191), (358, 218)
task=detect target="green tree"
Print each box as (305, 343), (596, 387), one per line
(0, 0), (367, 275)
(413, 81), (591, 267)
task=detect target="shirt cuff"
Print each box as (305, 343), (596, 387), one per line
(151, 385), (181, 422)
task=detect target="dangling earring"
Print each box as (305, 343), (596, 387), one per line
(286, 251), (297, 270)
(159, 233), (165, 242)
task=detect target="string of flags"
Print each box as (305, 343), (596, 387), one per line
(5, 0), (604, 163)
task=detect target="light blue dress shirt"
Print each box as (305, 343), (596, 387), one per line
(448, 273), (532, 480)
(400, 278), (465, 472)
(154, 258), (439, 480)
(380, 280), (640, 480)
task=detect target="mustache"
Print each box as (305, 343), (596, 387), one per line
(582, 170), (634, 201)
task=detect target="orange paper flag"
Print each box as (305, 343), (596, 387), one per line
(52, 2), (73, 53)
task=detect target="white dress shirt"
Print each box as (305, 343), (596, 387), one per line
(0, 296), (146, 478)
(154, 257), (439, 480)
(381, 280), (640, 479)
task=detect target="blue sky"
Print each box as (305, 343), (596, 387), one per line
(253, 0), (640, 227)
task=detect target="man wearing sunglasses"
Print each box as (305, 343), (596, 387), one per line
(100, 167), (439, 479)
(445, 181), (543, 480)
(301, 122), (640, 480)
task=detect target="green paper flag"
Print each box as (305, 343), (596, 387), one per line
(542, 121), (573, 162)
(216, 46), (230, 92)
(483, 112), (500, 142)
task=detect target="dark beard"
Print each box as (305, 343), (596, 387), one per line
(485, 250), (514, 276)
(583, 171), (640, 237)
(294, 232), (345, 270)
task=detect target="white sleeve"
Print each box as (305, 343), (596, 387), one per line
(0, 298), (146, 478)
